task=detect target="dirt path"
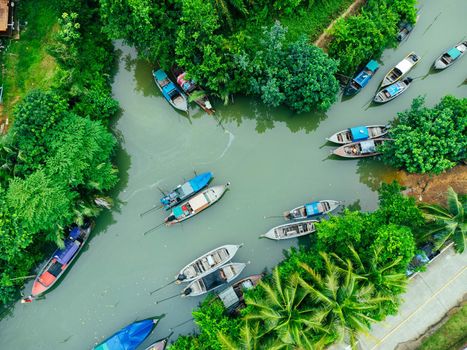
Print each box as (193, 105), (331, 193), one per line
(314, 0), (366, 50)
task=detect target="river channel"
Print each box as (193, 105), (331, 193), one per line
(0, 0), (466, 348)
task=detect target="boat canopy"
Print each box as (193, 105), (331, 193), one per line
(154, 69), (167, 81)
(350, 126), (369, 141)
(180, 182), (194, 197)
(305, 202), (321, 216)
(188, 194), (208, 211)
(366, 60), (379, 72)
(162, 82), (177, 95)
(54, 240), (79, 265)
(219, 286), (239, 309)
(354, 60), (378, 88)
(201, 270), (226, 291)
(395, 59), (414, 74)
(386, 83), (402, 97)
(173, 205), (187, 218)
(447, 47), (461, 59)
(69, 227), (81, 240)
(360, 140), (376, 154)
(94, 319), (156, 350)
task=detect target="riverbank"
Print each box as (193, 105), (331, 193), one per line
(393, 165), (467, 205)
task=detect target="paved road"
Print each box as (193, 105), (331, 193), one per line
(356, 246), (467, 350)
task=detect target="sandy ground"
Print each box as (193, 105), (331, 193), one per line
(390, 165), (467, 205)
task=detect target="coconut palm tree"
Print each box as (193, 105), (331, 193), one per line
(298, 253), (391, 349)
(242, 267), (328, 349)
(418, 187), (465, 252)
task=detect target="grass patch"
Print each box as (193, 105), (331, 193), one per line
(1, 0), (59, 118)
(418, 303), (467, 350)
(282, 0), (356, 41)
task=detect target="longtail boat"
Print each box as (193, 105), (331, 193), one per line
(344, 60), (379, 96)
(380, 52), (420, 88)
(153, 69), (188, 112)
(182, 262), (246, 297)
(326, 125), (389, 145)
(144, 337), (169, 350)
(284, 200), (341, 220)
(374, 77), (412, 103)
(172, 67), (215, 114)
(217, 274), (263, 311)
(25, 223), (92, 300)
(332, 138), (390, 158)
(165, 183), (230, 225)
(261, 220), (318, 240)
(434, 41), (467, 69)
(175, 244), (242, 284)
(397, 22), (414, 42)
(160, 172), (213, 210)
(94, 318), (161, 350)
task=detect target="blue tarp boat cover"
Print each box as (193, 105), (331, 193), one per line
(162, 82), (177, 94)
(366, 60), (379, 72)
(54, 240), (79, 265)
(69, 227), (81, 240)
(173, 206), (185, 218)
(386, 83), (402, 97)
(94, 319), (156, 350)
(305, 202), (321, 216)
(447, 47), (461, 59)
(350, 126), (369, 141)
(154, 69), (167, 81)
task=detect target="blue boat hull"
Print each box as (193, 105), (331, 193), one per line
(94, 318), (158, 350)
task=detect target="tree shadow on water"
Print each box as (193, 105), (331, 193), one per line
(356, 158), (398, 192)
(215, 97), (328, 134)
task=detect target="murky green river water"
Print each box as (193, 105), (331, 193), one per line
(1, 0), (466, 348)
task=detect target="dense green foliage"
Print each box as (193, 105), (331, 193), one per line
(419, 187), (466, 253)
(328, 0), (417, 75)
(0, 0), (119, 305)
(381, 96), (467, 174)
(169, 182), (421, 349)
(98, 0), (353, 112)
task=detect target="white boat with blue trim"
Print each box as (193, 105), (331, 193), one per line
(434, 41), (467, 69)
(284, 200), (341, 220)
(327, 125), (389, 145)
(374, 77), (412, 103)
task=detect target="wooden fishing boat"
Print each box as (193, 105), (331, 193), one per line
(217, 274), (263, 311)
(261, 220), (318, 240)
(284, 200), (341, 220)
(94, 318), (160, 350)
(182, 262), (246, 297)
(344, 60), (379, 96)
(326, 125), (389, 145)
(144, 337), (169, 350)
(172, 67), (215, 114)
(26, 223), (92, 299)
(175, 244), (243, 284)
(160, 172), (213, 210)
(153, 69), (188, 112)
(373, 77), (412, 103)
(165, 183), (230, 225)
(397, 22), (414, 42)
(332, 138), (390, 158)
(434, 41), (467, 69)
(380, 52), (420, 88)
